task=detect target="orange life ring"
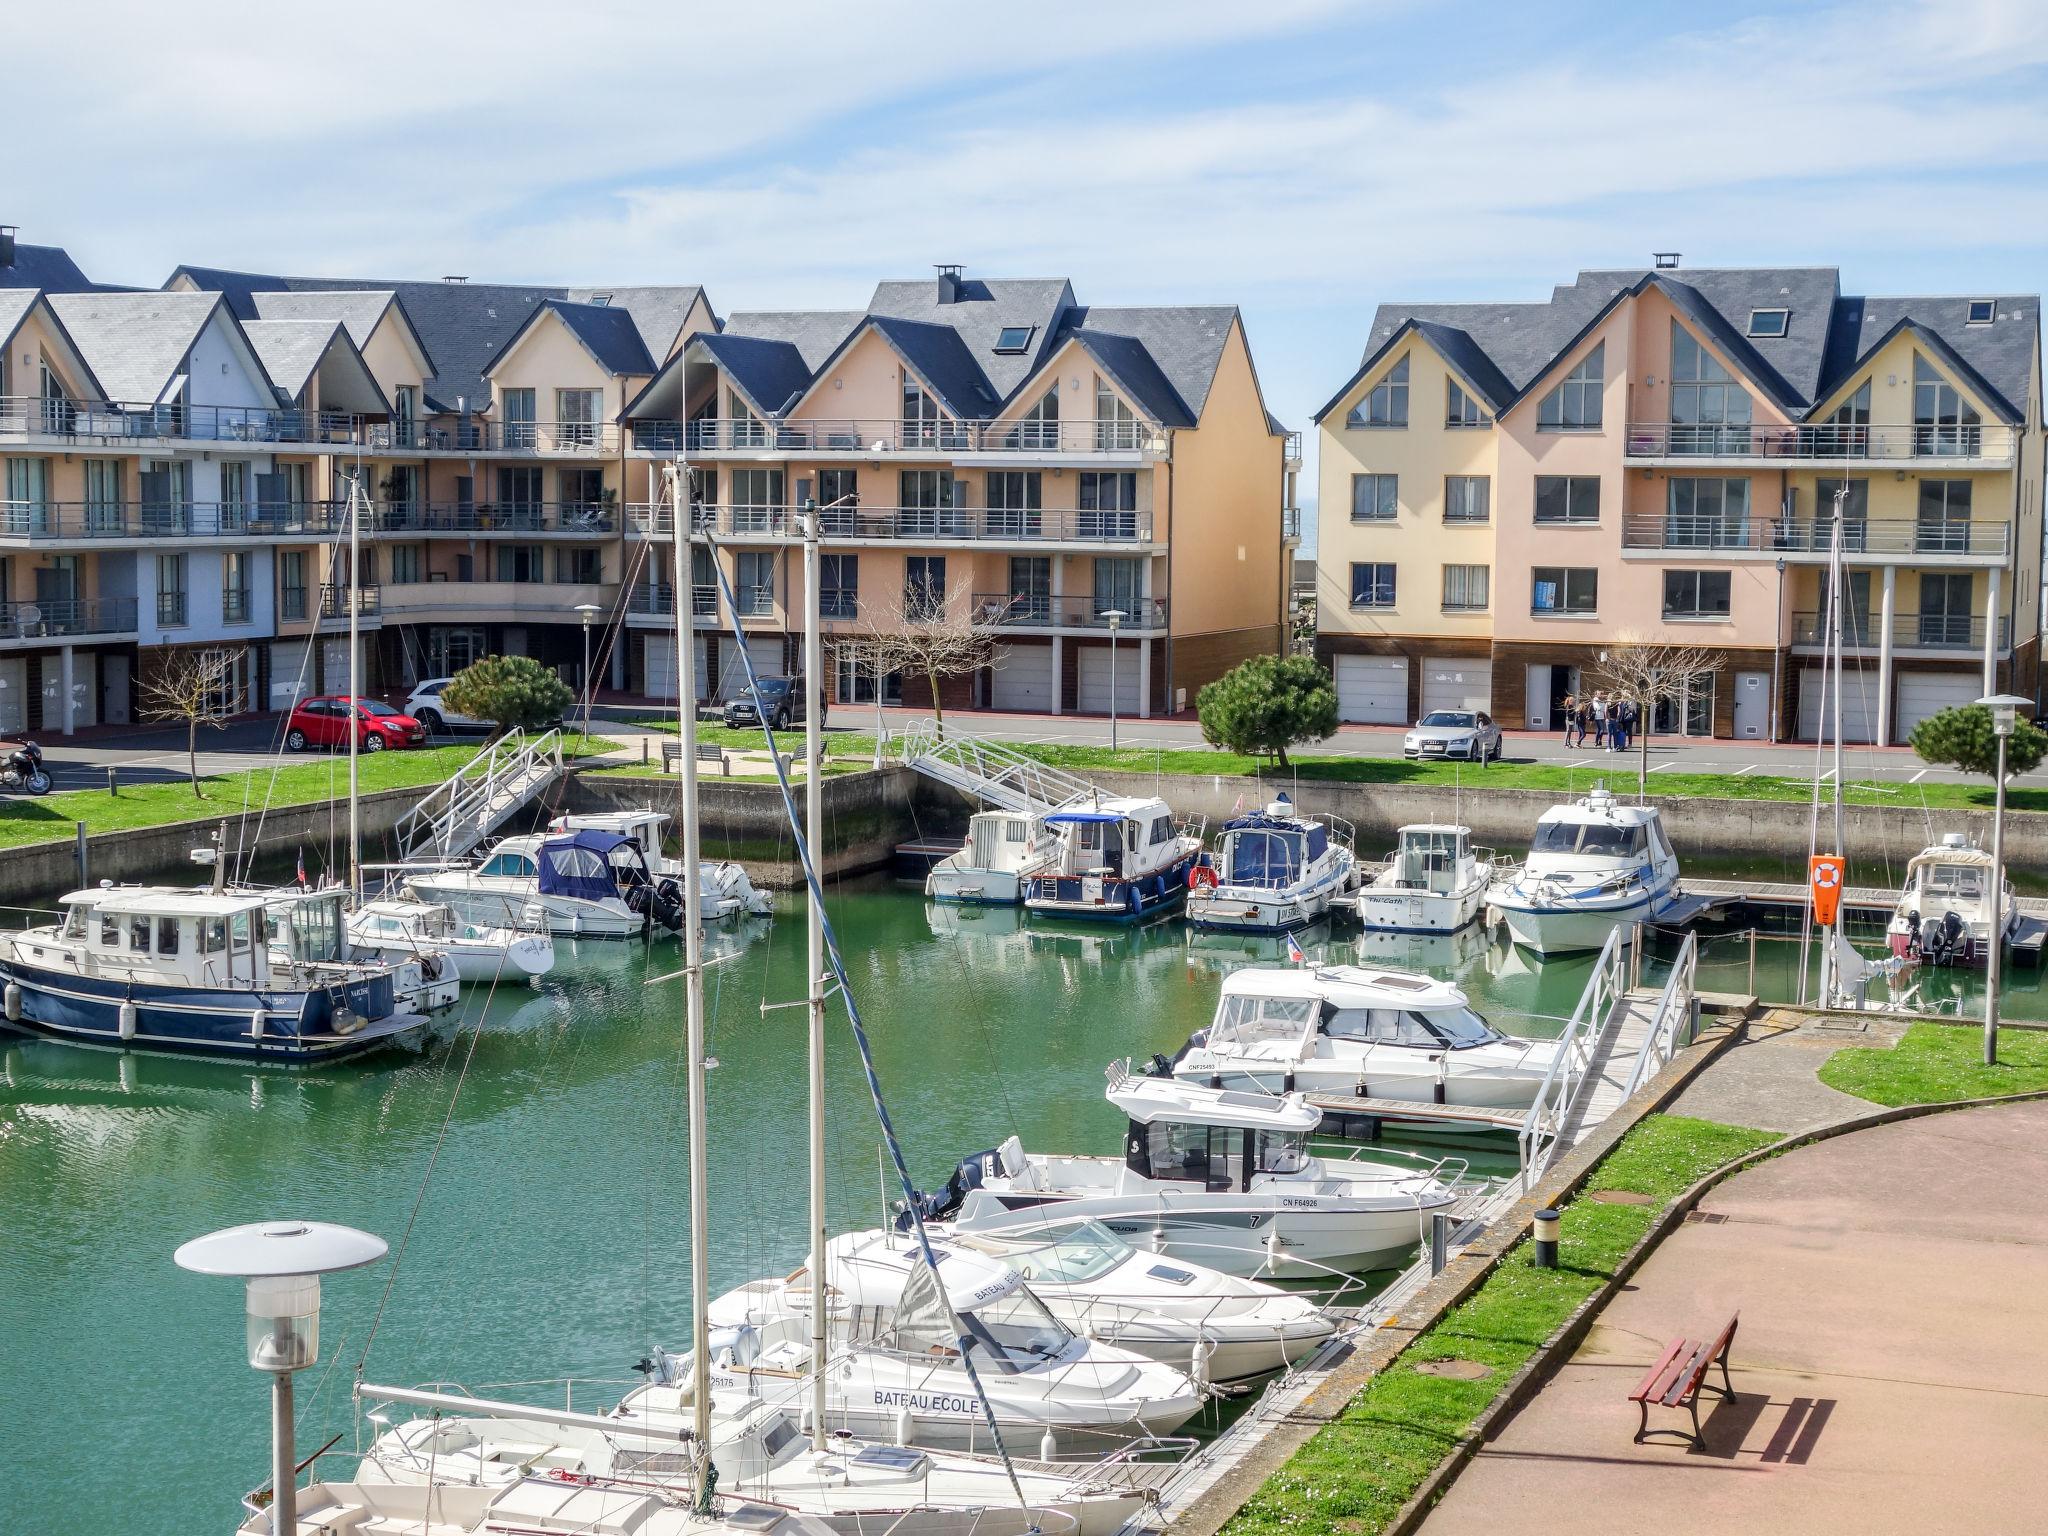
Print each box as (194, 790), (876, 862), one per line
(1189, 863), (1220, 891)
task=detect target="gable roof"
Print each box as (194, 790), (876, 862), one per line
(1313, 316), (1521, 425)
(565, 285), (708, 362)
(243, 286), (439, 377)
(809, 315), (998, 419)
(1818, 295), (2037, 424)
(239, 319), (346, 400)
(721, 310), (867, 371)
(866, 278), (1073, 396)
(45, 291), (248, 404)
(0, 290), (109, 400)
(688, 332), (816, 417)
(1058, 305), (1238, 420)
(480, 298), (659, 382)
(0, 242), (100, 294)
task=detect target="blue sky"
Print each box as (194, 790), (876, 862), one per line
(16, 0), (2048, 540)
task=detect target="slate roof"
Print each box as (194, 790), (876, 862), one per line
(247, 289), (401, 352)
(0, 290), (39, 347)
(690, 333), (816, 416)
(479, 298), (661, 382)
(240, 319), (344, 400)
(721, 311), (866, 371)
(861, 315), (1000, 418)
(1820, 293), (2038, 424)
(45, 291), (235, 403)
(565, 285), (707, 363)
(0, 242), (99, 293)
(866, 278), (1073, 396)
(1059, 305), (1241, 423)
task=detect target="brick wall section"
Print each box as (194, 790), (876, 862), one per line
(1170, 624), (1284, 711)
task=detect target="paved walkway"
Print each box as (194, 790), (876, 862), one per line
(1670, 1012), (1905, 1134)
(1418, 1099), (2048, 1536)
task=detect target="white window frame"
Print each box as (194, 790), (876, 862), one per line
(1536, 342), (1603, 431)
(1349, 355), (1409, 429)
(1441, 564), (1489, 611)
(1747, 308), (1790, 338)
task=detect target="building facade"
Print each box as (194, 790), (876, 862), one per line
(1315, 260), (2043, 743)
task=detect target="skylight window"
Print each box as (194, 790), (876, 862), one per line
(588, 294), (612, 307)
(1967, 299), (1996, 325)
(993, 326), (1034, 354)
(1747, 308), (1789, 338)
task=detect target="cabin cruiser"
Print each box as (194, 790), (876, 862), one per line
(244, 1476), (846, 1536)
(911, 1063), (1463, 1277)
(926, 808), (1063, 905)
(660, 1230), (1203, 1455)
(1187, 796), (1356, 933)
(410, 828), (687, 939)
(1886, 832), (2019, 966)
(547, 811), (772, 920)
(260, 885), (460, 1020)
(346, 896), (556, 983)
(0, 885), (430, 1062)
(1024, 798), (1205, 923)
(1487, 788), (1683, 954)
(1168, 965), (1559, 1117)
(1349, 825), (1492, 934)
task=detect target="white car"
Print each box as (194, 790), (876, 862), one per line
(403, 677), (485, 734)
(1403, 710), (1502, 762)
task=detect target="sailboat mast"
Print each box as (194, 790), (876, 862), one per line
(801, 500), (829, 1452)
(1829, 490), (1847, 859)
(666, 461), (713, 1470)
(347, 471), (363, 900)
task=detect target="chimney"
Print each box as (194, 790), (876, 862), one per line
(442, 274), (468, 284)
(0, 227), (16, 268)
(1652, 252), (1681, 270)
(935, 264), (963, 304)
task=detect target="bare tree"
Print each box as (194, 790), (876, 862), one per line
(139, 647), (245, 797)
(1596, 633), (1720, 803)
(837, 576), (1005, 748)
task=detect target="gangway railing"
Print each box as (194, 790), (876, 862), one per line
(1621, 932), (1700, 1099)
(1517, 924), (1626, 1189)
(895, 718), (1100, 815)
(393, 728), (564, 864)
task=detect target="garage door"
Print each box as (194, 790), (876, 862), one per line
(1894, 672), (1981, 743)
(1334, 655), (1409, 724)
(717, 636), (784, 700)
(1076, 646), (1142, 715)
(321, 637), (360, 694)
(1796, 666), (1879, 744)
(992, 644), (1055, 711)
(1420, 659), (1492, 716)
(270, 640), (313, 709)
(644, 636), (709, 703)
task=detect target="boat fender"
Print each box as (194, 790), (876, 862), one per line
(1190, 1336), (1210, 1393)
(118, 1000), (138, 1040)
(3, 981), (18, 1022)
(1283, 1071), (1296, 1094)
(330, 988), (363, 1036)
(1040, 1429), (1059, 1462)
(251, 1009), (265, 1039)
(895, 1405), (914, 1447)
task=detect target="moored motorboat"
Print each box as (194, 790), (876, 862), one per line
(1024, 798), (1205, 923)
(409, 828), (686, 939)
(1186, 795), (1356, 934)
(1486, 787), (1683, 954)
(347, 895), (555, 982)
(926, 808), (1062, 905)
(547, 811), (773, 920)
(1348, 824), (1492, 934)
(1886, 832), (2018, 966)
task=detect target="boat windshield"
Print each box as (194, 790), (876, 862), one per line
(959, 1286), (1075, 1372)
(982, 1224), (1129, 1285)
(1325, 1006), (1500, 1048)
(1255, 1129), (1310, 1175)
(1212, 992), (1317, 1049)
(1430, 1007), (1503, 1047)
(285, 895), (346, 963)
(1531, 821), (1646, 857)
(1922, 863), (1986, 900)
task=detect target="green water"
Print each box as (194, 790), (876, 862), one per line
(3, 877), (2041, 1530)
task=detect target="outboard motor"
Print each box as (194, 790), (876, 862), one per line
(1921, 909), (1967, 967)
(893, 1146), (1002, 1231)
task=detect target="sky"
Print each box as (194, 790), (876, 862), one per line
(14, 0), (2048, 544)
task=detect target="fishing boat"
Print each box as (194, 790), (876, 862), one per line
(1886, 832), (2018, 966)
(1186, 795), (1356, 933)
(346, 896), (556, 982)
(1167, 965), (1560, 1116)
(1486, 787), (1684, 954)
(409, 828), (686, 939)
(926, 808), (1063, 905)
(912, 1062), (1464, 1277)
(1023, 798), (1205, 923)
(547, 810), (772, 920)
(1348, 824), (1492, 934)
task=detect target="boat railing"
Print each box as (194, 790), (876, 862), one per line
(1321, 812), (1357, 852)
(1318, 1139), (1472, 1192)
(1517, 923), (1626, 1188)
(1175, 812), (1210, 846)
(1620, 931), (1699, 1100)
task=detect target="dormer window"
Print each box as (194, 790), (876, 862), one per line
(994, 326), (1034, 354)
(1747, 308), (1789, 338)
(1348, 355), (1409, 429)
(1967, 299), (1996, 325)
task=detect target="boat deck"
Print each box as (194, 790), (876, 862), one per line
(1302, 1094), (1526, 1135)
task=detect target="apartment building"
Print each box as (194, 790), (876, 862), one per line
(1315, 259), (2042, 743)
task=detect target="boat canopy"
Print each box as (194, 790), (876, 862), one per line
(1108, 1073), (1321, 1132)
(1046, 810), (1126, 825)
(537, 830), (633, 902)
(1220, 815), (1328, 884)
(1219, 963), (1468, 1012)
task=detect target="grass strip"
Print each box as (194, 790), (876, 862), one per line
(1816, 1020), (2048, 1106)
(1222, 1113), (1775, 1536)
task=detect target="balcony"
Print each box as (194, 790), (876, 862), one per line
(0, 500), (345, 542)
(0, 395), (371, 449)
(318, 584), (382, 621)
(1621, 514), (2011, 563)
(971, 593), (1170, 631)
(625, 585), (718, 621)
(1623, 420), (2017, 468)
(369, 501), (619, 537)
(1283, 431), (1303, 469)
(1791, 610), (2009, 651)
(373, 580), (615, 620)
(626, 417), (1167, 460)
(1282, 505), (1303, 540)
(628, 502), (1155, 546)
(0, 596), (139, 645)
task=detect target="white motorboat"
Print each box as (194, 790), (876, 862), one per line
(1486, 788), (1683, 954)
(1168, 965), (1560, 1118)
(1024, 798), (1205, 923)
(919, 1063), (1463, 1277)
(1349, 825), (1492, 934)
(347, 896), (555, 983)
(548, 811), (773, 920)
(244, 1475), (846, 1536)
(949, 1216), (1339, 1387)
(409, 827), (687, 939)
(260, 884), (460, 1020)
(1886, 832), (2019, 966)
(926, 808), (1062, 905)
(669, 1229), (1203, 1455)
(1186, 796), (1357, 934)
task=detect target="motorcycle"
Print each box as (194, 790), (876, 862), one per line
(0, 740), (51, 795)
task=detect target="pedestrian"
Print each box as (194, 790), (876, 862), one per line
(1574, 693), (1592, 750)
(1592, 690), (1608, 747)
(1561, 693), (1579, 748)
(1614, 697), (1636, 753)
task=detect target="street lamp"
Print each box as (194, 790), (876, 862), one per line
(1102, 609), (1126, 752)
(1977, 692), (2029, 1065)
(576, 603), (603, 743)
(175, 1221), (387, 1536)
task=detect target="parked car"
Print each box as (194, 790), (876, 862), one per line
(1403, 710), (1501, 762)
(404, 677), (487, 735)
(285, 696), (428, 753)
(722, 675), (826, 732)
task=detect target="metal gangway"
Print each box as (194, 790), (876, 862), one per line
(393, 728), (565, 863)
(894, 718), (1101, 815)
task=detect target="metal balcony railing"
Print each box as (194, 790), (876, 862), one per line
(0, 596), (139, 639)
(627, 417), (1167, 456)
(1283, 430), (1303, 467)
(971, 593), (1170, 630)
(628, 502), (1154, 543)
(625, 585), (718, 618)
(0, 500), (347, 540)
(222, 589), (253, 624)
(319, 585), (382, 620)
(1623, 420), (2018, 464)
(157, 592), (187, 626)
(1791, 610), (2009, 649)
(1282, 505), (1302, 539)
(1622, 514), (2011, 560)
(368, 500), (619, 536)
(0, 395), (368, 447)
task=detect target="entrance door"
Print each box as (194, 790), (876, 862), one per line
(101, 653), (130, 726)
(1733, 671), (1769, 739)
(1525, 663), (1577, 731)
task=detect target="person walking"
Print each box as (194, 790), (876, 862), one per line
(1591, 691), (1608, 747)
(1613, 696), (1635, 753)
(1574, 692), (1592, 751)
(1561, 692), (1579, 748)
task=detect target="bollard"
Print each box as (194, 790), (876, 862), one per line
(1532, 1208), (1560, 1269)
(105, 764), (118, 796)
(1429, 1212), (1450, 1275)
(641, 737), (649, 765)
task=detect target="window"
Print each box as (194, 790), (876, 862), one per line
(1662, 570), (1731, 619)
(904, 556), (946, 622)
(1005, 385), (1059, 450)
(1806, 478), (1869, 551)
(1007, 556), (1050, 622)
(1536, 342), (1603, 431)
(157, 553), (188, 627)
(501, 387), (536, 449)
(82, 459), (124, 534)
(1348, 355), (1409, 428)
(1665, 478), (1750, 547)
(1919, 571), (1974, 646)
(555, 388), (600, 447)
(1917, 480), (1974, 553)
(1747, 309), (1790, 338)
(1441, 564), (1489, 611)
(1812, 383), (1871, 457)
(814, 468), (857, 534)
(99, 911), (118, 948)
(994, 326), (1034, 353)
(280, 551), (307, 620)
(158, 917), (181, 957)
(1350, 474), (1398, 522)
(221, 461), (250, 529)
(732, 550), (776, 616)
(730, 468), (785, 533)
(389, 544), (424, 584)
(899, 470), (966, 538)
(222, 551), (253, 623)
(495, 544), (545, 583)
(130, 916), (151, 954)
(1534, 475), (1600, 524)
(1532, 567), (1597, 615)
(1349, 562), (1396, 608)
(555, 547), (603, 584)
(1967, 299), (1996, 325)
(986, 471), (1042, 537)
(1669, 324), (1753, 452)
(1816, 568), (1873, 644)
(1446, 379), (1487, 428)
(1444, 475), (1489, 523)
(820, 554), (858, 620)
(1078, 471), (1138, 538)
(1093, 557), (1141, 620)
(1913, 356), (1981, 456)
(393, 385), (418, 439)
(1093, 375), (1142, 450)
(4, 457), (50, 534)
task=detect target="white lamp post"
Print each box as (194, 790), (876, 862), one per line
(1977, 692), (2030, 1065)
(1103, 609), (1126, 752)
(576, 603), (603, 744)
(175, 1221), (387, 1536)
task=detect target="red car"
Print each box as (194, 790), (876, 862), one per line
(284, 696), (427, 753)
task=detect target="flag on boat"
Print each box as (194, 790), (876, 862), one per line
(295, 847), (307, 886)
(1286, 931), (1306, 965)
(1232, 793), (1245, 813)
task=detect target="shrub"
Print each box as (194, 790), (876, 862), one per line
(441, 655), (575, 736)
(1196, 653), (1338, 768)
(1909, 703), (2047, 779)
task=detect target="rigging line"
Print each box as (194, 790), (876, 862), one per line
(701, 533), (1032, 1508)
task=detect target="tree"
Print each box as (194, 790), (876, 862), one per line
(1196, 653), (1337, 768)
(1910, 704), (2048, 779)
(442, 654), (574, 737)
(139, 647), (245, 796)
(1596, 634), (1720, 803)
(840, 576), (1002, 742)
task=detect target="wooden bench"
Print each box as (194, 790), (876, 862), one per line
(661, 738), (729, 776)
(1629, 1313), (1738, 1447)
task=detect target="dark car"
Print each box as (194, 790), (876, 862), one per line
(722, 675), (826, 732)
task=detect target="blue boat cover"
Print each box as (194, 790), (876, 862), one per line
(1223, 813), (1327, 873)
(1046, 811), (1125, 825)
(538, 829), (630, 901)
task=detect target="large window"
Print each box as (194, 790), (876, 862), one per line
(1919, 572), (1974, 647)
(1917, 480), (1974, 553)
(820, 554), (858, 620)
(1441, 564), (1489, 611)
(903, 378), (956, 448)
(1349, 562), (1396, 608)
(83, 459), (124, 534)
(1005, 385), (1059, 450)
(1534, 475), (1600, 524)
(495, 544), (545, 583)
(500, 387), (536, 448)
(1444, 475), (1490, 523)
(730, 468), (785, 533)
(1665, 477), (1750, 547)
(987, 471), (1042, 537)
(1446, 379), (1487, 428)
(554, 388), (600, 449)
(900, 469), (966, 537)
(736, 551), (776, 616)
(157, 552), (188, 626)
(1669, 324), (1752, 453)
(1532, 567), (1597, 615)
(387, 544), (424, 585)
(1914, 356), (1981, 456)
(496, 467), (543, 525)
(1351, 474), (1398, 522)
(1536, 342), (1603, 431)
(4, 457), (49, 534)
(1662, 569), (1731, 619)
(1348, 355), (1409, 428)
(1807, 478), (1869, 551)
(1813, 383), (1871, 457)
(1078, 471), (1138, 539)
(1094, 376), (1142, 450)
(1093, 557), (1141, 620)
(279, 550), (307, 621)
(1008, 556), (1050, 622)
(222, 551), (253, 623)
(904, 556), (946, 622)
(555, 547), (603, 585)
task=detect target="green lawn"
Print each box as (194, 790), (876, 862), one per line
(1817, 1021), (2048, 1106)
(1222, 1114), (1776, 1536)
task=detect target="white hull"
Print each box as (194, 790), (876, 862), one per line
(926, 865), (1032, 905)
(1181, 1059), (1550, 1115)
(408, 878), (654, 940)
(1187, 869), (1350, 934)
(1493, 890), (1664, 955)
(1350, 877), (1489, 935)
(349, 932), (554, 982)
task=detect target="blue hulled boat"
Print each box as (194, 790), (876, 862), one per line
(1023, 797), (1206, 923)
